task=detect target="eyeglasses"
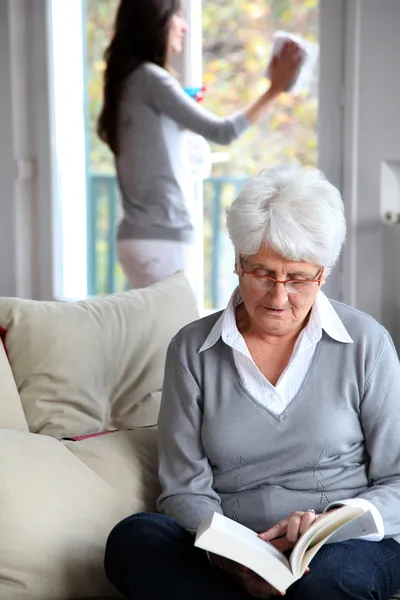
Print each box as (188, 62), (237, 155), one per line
(238, 261), (324, 295)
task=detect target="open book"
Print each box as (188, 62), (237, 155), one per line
(195, 506), (380, 594)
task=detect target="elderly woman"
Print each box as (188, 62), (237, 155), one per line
(104, 167), (400, 600)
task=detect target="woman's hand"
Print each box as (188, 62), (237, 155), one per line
(209, 554), (284, 597)
(268, 40), (302, 96)
(243, 40), (302, 125)
(258, 510), (319, 552)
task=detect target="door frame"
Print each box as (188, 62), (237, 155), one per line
(317, 0), (346, 301)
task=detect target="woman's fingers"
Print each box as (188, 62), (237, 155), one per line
(281, 40), (301, 63)
(287, 510), (318, 541)
(286, 512), (303, 542)
(299, 510), (317, 534)
(259, 511), (319, 545)
(258, 518), (288, 541)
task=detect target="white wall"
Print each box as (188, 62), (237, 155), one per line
(0, 0), (36, 299)
(0, 0), (54, 300)
(0, 0), (17, 297)
(342, 0), (400, 346)
(318, 0), (345, 301)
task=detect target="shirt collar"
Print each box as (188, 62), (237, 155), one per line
(314, 289), (353, 344)
(199, 288), (241, 353)
(199, 287), (353, 354)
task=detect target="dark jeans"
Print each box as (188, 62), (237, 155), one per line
(104, 512), (400, 600)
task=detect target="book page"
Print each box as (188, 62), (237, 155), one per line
(289, 506), (364, 577)
(323, 509), (379, 544)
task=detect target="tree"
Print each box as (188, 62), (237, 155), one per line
(86, 0), (118, 173)
(202, 0), (319, 177)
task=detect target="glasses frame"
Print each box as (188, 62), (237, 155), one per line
(237, 259), (324, 295)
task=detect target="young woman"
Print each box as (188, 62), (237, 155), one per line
(98, 0), (301, 289)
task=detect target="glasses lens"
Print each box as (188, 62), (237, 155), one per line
(243, 273), (319, 294)
(285, 280), (317, 294)
(244, 274), (274, 290)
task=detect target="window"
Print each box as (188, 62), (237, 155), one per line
(202, 0), (319, 309)
(49, 0), (89, 299)
(48, 0), (341, 307)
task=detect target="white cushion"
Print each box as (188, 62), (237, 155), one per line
(63, 427), (160, 502)
(0, 427), (160, 600)
(0, 272), (198, 438)
(0, 332), (28, 431)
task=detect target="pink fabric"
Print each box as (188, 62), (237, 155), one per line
(70, 431), (114, 442)
(0, 326), (9, 360)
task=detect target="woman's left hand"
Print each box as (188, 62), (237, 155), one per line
(209, 555), (284, 597)
(258, 510), (320, 552)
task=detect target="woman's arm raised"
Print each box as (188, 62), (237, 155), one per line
(138, 40), (301, 145)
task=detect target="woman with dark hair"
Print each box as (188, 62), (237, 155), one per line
(98, 0), (301, 289)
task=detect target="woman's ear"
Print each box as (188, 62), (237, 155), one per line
(234, 254), (241, 275)
(319, 266), (327, 287)
(321, 266), (331, 286)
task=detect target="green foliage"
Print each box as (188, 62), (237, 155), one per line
(86, 0), (118, 173)
(201, 0), (319, 177)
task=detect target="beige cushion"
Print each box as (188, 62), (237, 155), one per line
(0, 272), (198, 438)
(0, 334), (28, 431)
(0, 427), (160, 600)
(63, 427), (160, 504)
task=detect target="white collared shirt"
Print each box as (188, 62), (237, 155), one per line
(199, 289), (384, 540)
(200, 288), (353, 416)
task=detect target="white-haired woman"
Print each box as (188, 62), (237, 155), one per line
(104, 167), (400, 600)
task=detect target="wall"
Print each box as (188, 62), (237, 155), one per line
(0, 0), (29, 298)
(318, 0), (345, 301)
(0, 0), (54, 300)
(342, 0), (400, 346)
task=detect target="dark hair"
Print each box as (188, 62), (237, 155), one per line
(97, 0), (181, 154)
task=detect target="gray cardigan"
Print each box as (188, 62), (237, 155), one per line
(116, 62), (250, 242)
(157, 300), (400, 544)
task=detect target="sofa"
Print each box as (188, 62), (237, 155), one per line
(0, 271), (198, 600)
(1, 270), (399, 600)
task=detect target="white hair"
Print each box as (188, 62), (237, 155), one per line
(226, 166), (346, 268)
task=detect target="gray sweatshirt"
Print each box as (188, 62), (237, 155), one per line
(116, 63), (250, 242)
(157, 300), (400, 543)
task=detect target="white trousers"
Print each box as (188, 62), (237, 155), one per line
(117, 238), (195, 290)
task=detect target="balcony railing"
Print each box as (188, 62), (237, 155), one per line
(88, 174), (248, 308)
